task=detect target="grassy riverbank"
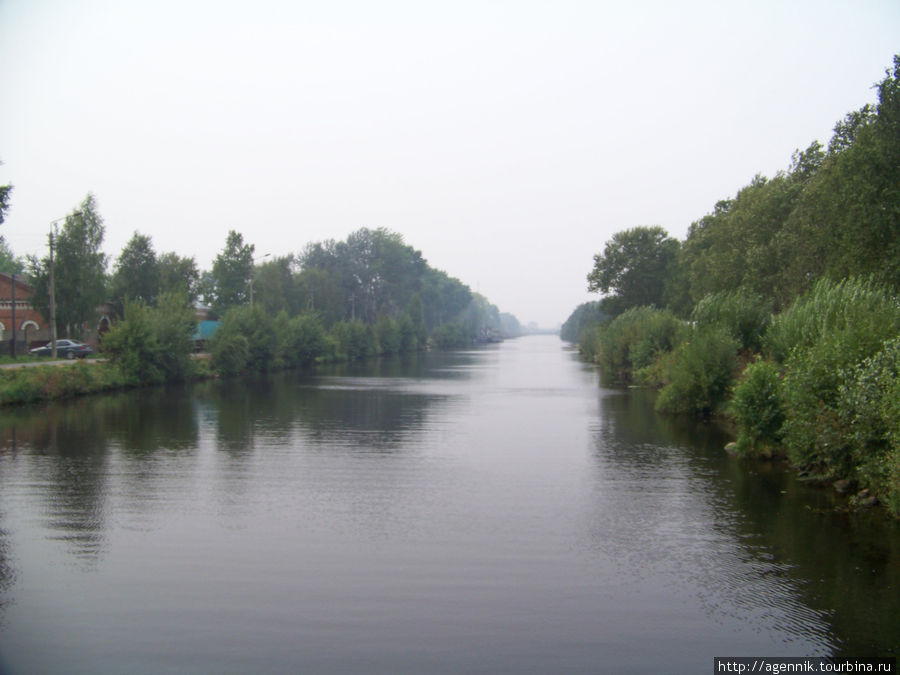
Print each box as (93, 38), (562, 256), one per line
(0, 299), (435, 407)
(0, 360), (136, 405)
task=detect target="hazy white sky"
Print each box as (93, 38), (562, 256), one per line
(1, 0), (897, 327)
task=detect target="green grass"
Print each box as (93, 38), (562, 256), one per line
(0, 361), (130, 406)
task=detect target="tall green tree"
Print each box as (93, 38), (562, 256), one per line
(587, 226), (679, 316)
(420, 267), (472, 331)
(405, 292), (427, 347)
(0, 162), (22, 275)
(253, 255), (301, 316)
(0, 237), (23, 275)
(295, 264), (345, 324)
(680, 166), (810, 309)
(158, 252), (200, 304)
(780, 55), (900, 295)
(110, 232), (159, 309)
(298, 229), (435, 327)
(0, 188), (9, 225)
(210, 230), (254, 314)
(679, 55), (900, 308)
(28, 194), (107, 338)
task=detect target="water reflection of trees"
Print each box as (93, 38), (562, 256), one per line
(0, 387), (200, 563)
(195, 356), (456, 455)
(0, 352), (469, 584)
(0, 386), (199, 454)
(592, 388), (900, 657)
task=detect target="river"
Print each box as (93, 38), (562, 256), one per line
(0, 335), (897, 673)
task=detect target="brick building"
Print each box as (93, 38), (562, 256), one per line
(0, 273), (115, 355)
(0, 272), (51, 354)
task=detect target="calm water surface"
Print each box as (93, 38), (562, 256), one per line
(0, 335), (897, 673)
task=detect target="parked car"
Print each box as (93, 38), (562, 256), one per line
(30, 339), (94, 360)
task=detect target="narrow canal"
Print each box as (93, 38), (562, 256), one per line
(0, 335), (897, 673)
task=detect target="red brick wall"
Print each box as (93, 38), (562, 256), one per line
(0, 274), (50, 349)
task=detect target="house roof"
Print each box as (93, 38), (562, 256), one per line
(0, 272), (33, 292)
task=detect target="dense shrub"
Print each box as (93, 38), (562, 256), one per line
(586, 307), (686, 382)
(774, 278), (900, 475)
(398, 315), (418, 353)
(432, 322), (470, 349)
(151, 294), (197, 379)
(731, 359), (785, 457)
(765, 277), (900, 363)
(575, 322), (603, 362)
(655, 327), (739, 416)
(100, 300), (161, 384)
(211, 332), (249, 375)
(836, 337), (900, 515)
(331, 320), (377, 360)
(691, 289), (772, 352)
(560, 302), (607, 343)
(375, 316), (402, 355)
(780, 334), (850, 472)
(282, 313), (330, 366)
(211, 305), (277, 373)
(101, 294), (196, 384)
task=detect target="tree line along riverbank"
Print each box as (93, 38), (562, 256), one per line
(562, 56), (900, 518)
(0, 223), (527, 407)
(0, 291), (516, 408)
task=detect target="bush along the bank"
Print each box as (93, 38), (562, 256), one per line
(691, 289), (772, 353)
(571, 277), (900, 514)
(209, 307), (429, 375)
(331, 319), (377, 361)
(837, 337), (900, 514)
(655, 326), (739, 416)
(431, 322), (470, 349)
(211, 305), (278, 373)
(730, 358), (785, 457)
(764, 277), (899, 365)
(577, 306), (686, 384)
(724, 278), (900, 515)
(771, 278), (900, 470)
(275, 311), (333, 368)
(102, 293), (197, 384)
(211, 306), (332, 373)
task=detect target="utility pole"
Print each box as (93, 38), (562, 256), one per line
(10, 273), (16, 358)
(49, 228), (57, 359)
(46, 211), (79, 359)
